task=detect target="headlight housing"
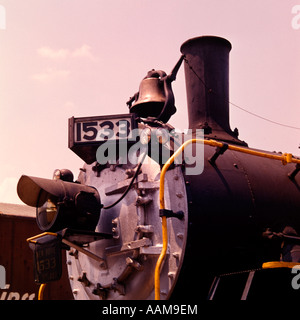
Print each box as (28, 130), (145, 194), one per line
(17, 175), (101, 232)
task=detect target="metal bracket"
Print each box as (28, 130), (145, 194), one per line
(62, 238), (107, 269)
(288, 163), (300, 180)
(27, 230), (109, 269)
(140, 245), (170, 255)
(159, 209), (184, 220)
(105, 237), (152, 256)
(208, 143), (228, 165)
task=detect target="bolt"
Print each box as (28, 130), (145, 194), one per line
(172, 252), (180, 259)
(125, 169), (135, 178)
(176, 232), (184, 239)
(69, 249), (78, 259)
(110, 164), (116, 171)
(77, 272), (90, 287)
(112, 218), (118, 225)
(72, 289), (79, 295)
(112, 218), (119, 239)
(92, 283), (107, 300)
(136, 195), (152, 206)
(160, 290), (167, 296)
(111, 278), (125, 295)
(126, 257), (143, 271)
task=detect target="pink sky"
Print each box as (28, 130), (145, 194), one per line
(0, 0), (299, 204)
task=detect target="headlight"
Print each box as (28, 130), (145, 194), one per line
(17, 175), (101, 232)
(37, 196), (58, 231)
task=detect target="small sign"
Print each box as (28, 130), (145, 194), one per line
(69, 113), (137, 164)
(30, 235), (62, 284)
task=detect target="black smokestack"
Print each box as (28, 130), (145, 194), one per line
(180, 36), (245, 145)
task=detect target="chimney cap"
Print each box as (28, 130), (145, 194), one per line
(180, 35), (232, 53)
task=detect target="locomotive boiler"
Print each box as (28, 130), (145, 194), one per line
(17, 36), (300, 300)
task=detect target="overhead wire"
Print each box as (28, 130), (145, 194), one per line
(228, 101), (300, 130)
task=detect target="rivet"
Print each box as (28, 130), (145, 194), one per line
(172, 252), (180, 259)
(176, 233), (184, 239)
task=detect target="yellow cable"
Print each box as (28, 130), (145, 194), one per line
(38, 283), (46, 300)
(155, 139), (201, 300)
(262, 261), (300, 269)
(154, 138), (300, 300)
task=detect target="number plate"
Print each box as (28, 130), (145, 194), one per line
(69, 114), (137, 164)
(30, 235), (62, 284)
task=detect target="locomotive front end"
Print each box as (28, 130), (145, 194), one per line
(17, 36), (300, 301)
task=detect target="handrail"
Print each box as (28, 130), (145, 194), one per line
(38, 283), (46, 300)
(155, 139), (201, 300)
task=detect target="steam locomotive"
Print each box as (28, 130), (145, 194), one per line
(17, 36), (300, 300)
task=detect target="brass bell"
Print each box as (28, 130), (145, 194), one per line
(127, 57), (185, 123)
(129, 75), (166, 119)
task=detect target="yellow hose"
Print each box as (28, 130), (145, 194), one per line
(262, 261), (300, 269)
(155, 138), (300, 300)
(155, 139), (201, 300)
(38, 283), (46, 300)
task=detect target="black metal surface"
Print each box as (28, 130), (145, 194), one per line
(171, 144), (300, 300)
(180, 36), (246, 145)
(169, 36), (300, 300)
